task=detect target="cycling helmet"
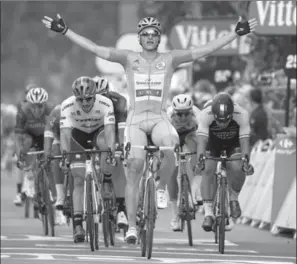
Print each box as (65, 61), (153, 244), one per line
(211, 92), (234, 122)
(137, 17), (161, 34)
(26, 87), (48, 104)
(93, 76), (109, 95)
(72, 76), (96, 98)
(172, 94), (193, 111)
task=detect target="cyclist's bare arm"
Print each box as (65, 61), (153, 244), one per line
(14, 110), (27, 157)
(60, 128), (72, 153)
(65, 29), (129, 64)
(172, 31), (237, 68)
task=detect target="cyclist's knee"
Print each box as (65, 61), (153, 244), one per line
(126, 158), (144, 175)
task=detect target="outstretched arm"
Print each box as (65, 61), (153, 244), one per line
(172, 17), (258, 67)
(42, 14), (128, 64)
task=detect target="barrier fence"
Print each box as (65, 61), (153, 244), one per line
(238, 134), (296, 239)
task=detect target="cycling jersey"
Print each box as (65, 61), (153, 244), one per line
(105, 91), (127, 124)
(44, 104), (61, 139)
(167, 105), (200, 135)
(197, 103), (250, 140)
(109, 50), (193, 115)
(60, 94), (115, 133)
(197, 103), (250, 156)
(15, 101), (54, 136)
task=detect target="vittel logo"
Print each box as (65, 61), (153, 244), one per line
(169, 20), (249, 55)
(249, 1), (296, 35)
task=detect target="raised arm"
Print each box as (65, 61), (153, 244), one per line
(42, 14), (128, 64)
(172, 17), (258, 67)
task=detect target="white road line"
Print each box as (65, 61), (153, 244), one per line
(34, 243), (258, 253)
(0, 253), (295, 264)
(1, 248), (295, 260)
(1, 236), (7, 240)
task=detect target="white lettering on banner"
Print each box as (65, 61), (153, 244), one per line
(174, 24), (239, 51)
(257, 1), (296, 27)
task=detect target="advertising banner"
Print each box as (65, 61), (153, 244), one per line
(248, 1), (296, 35)
(271, 134), (296, 224)
(169, 19), (250, 56)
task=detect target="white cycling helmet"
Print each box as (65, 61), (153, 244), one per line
(93, 76), (109, 95)
(26, 87), (48, 104)
(137, 17), (161, 34)
(172, 94), (193, 111)
(72, 76), (97, 98)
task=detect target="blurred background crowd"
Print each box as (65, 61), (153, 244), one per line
(1, 1), (296, 149)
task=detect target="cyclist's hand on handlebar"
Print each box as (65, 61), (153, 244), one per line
(42, 14), (68, 35)
(59, 159), (70, 172)
(16, 159), (26, 170)
(195, 154), (205, 174)
(106, 155), (117, 167)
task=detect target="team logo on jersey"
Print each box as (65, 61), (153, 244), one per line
(155, 62), (166, 70)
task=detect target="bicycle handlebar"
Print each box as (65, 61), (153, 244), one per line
(23, 150), (44, 156)
(203, 156), (244, 162)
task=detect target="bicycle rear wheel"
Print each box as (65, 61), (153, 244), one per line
(37, 171), (48, 236)
(86, 174), (95, 251)
(44, 170), (55, 237)
(218, 178), (226, 254)
(102, 200), (110, 247)
(145, 177), (156, 260)
(24, 197), (30, 218)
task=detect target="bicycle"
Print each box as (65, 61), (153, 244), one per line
(49, 147), (114, 251)
(201, 150), (251, 254)
(125, 139), (176, 259)
(19, 150), (55, 237)
(174, 144), (197, 246)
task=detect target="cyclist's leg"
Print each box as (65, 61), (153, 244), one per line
(124, 122), (147, 241)
(200, 140), (218, 231)
(226, 147), (245, 218)
(14, 133), (33, 205)
(68, 128), (94, 242)
(184, 132), (203, 205)
(151, 115), (179, 210)
(52, 139), (67, 225)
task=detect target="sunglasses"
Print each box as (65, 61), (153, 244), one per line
(140, 30), (160, 38)
(176, 112), (190, 117)
(76, 97), (94, 103)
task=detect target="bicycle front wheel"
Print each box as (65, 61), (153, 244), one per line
(86, 174), (95, 251)
(218, 178), (226, 254)
(145, 177), (157, 260)
(182, 175), (193, 247)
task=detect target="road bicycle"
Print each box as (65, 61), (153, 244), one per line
(49, 147), (113, 251)
(174, 144), (197, 246)
(20, 150), (55, 237)
(201, 150), (251, 254)
(125, 139), (176, 259)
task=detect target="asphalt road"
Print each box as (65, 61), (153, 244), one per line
(1, 171), (296, 264)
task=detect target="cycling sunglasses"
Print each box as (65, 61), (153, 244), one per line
(76, 96), (94, 103)
(176, 112), (191, 117)
(140, 29), (160, 38)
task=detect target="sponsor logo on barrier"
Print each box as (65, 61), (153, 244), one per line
(275, 136), (296, 154)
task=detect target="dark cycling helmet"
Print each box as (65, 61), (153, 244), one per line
(211, 92), (234, 122)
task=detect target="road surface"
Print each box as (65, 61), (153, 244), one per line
(1, 172), (296, 264)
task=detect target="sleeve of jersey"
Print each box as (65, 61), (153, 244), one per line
(196, 110), (210, 138)
(60, 102), (73, 129)
(14, 110), (26, 134)
(108, 48), (130, 66)
(104, 99), (116, 125)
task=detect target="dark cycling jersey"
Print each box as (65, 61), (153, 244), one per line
(105, 91), (127, 124)
(15, 101), (54, 136)
(44, 104), (61, 139)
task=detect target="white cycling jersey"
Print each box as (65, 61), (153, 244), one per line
(60, 94), (115, 133)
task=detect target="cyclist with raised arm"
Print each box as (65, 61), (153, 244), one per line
(196, 92), (254, 232)
(59, 76), (116, 243)
(15, 88), (55, 206)
(42, 14), (257, 243)
(166, 94), (202, 230)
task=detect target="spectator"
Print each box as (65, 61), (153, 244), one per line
(249, 88), (270, 147)
(192, 79), (216, 109)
